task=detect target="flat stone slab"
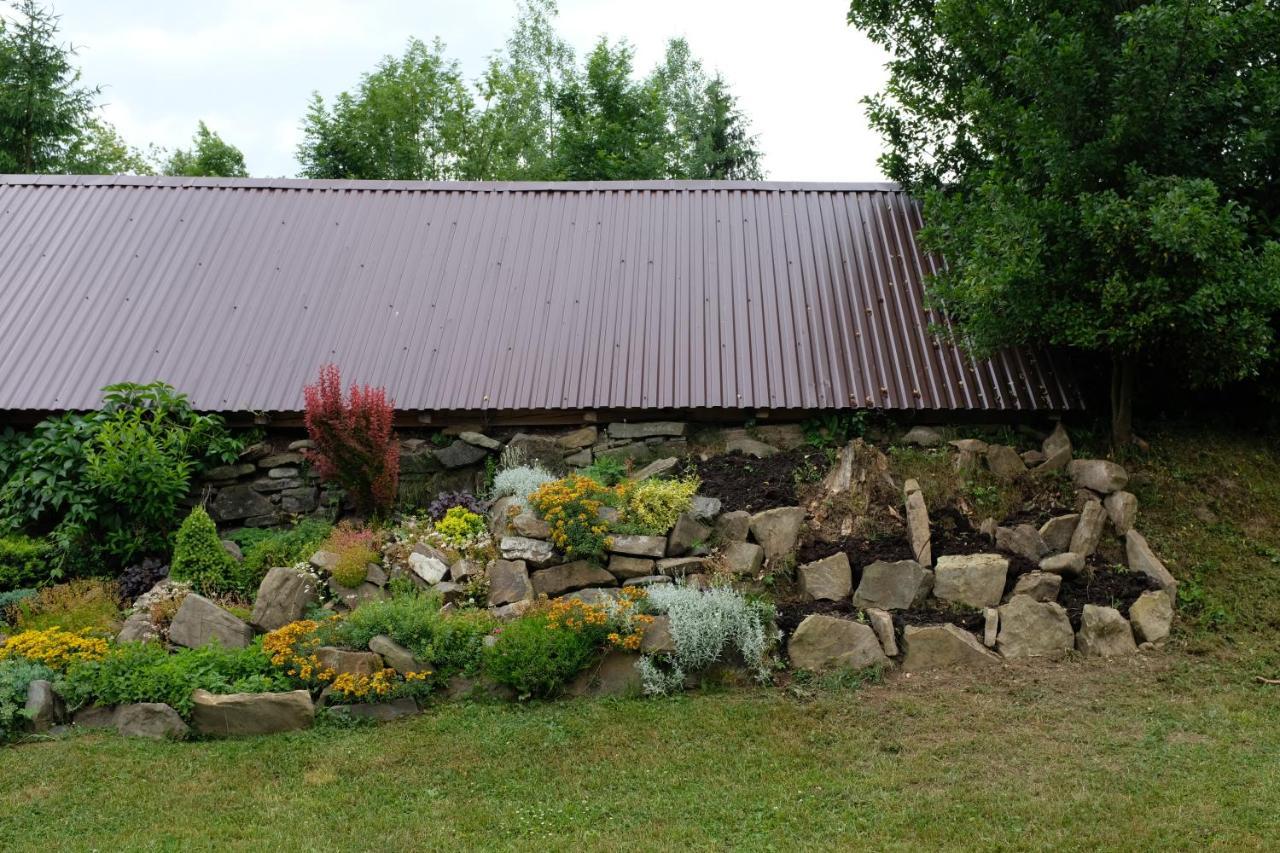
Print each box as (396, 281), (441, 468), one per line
(997, 596), (1074, 659)
(1068, 459), (1129, 494)
(530, 560), (616, 598)
(500, 536), (558, 567)
(190, 689), (314, 737)
(797, 552), (852, 602)
(168, 593), (252, 650)
(787, 614), (888, 672)
(852, 559), (929, 611)
(748, 506), (806, 561)
(902, 624), (999, 671)
(933, 554), (1008, 608)
(609, 534), (667, 559)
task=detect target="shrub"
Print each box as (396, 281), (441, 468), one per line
(527, 474), (624, 561)
(482, 613), (599, 699)
(169, 506), (238, 595)
(0, 383), (245, 573)
(303, 364), (399, 517)
(1, 658), (55, 742)
(0, 627), (110, 672)
(0, 534), (55, 592)
(227, 519), (332, 594)
(433, 507), (487, 546)
(581, 456), (627, 486)
(263, 618), (430, 702)
(637, 582), (776, 695)
(60, 640), (284, 716)
(490, 464), (555, 502)
(624, 475), (700, 535)
(0, 588), (36, 626)
(12, 579), (121, 633)
(426, 491), (482, 521)
(323, 525), (378, 588)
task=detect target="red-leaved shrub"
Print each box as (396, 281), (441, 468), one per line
(303, 364), (398, 517)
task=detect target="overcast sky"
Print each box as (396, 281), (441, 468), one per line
(33, 0), (890, 181)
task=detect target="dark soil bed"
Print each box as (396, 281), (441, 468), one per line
(1059, 564), (1161, 630)
(688, 448), (827, 513)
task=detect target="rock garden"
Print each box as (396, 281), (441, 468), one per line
(0, 369), (1177, 745)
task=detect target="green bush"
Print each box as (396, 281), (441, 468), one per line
(483, 613), (599, 699)
(325, 589), (493, 680)
(169, 507), (238, 595)
(0, 534), (54, 592)
(0, 588), (36, 627)
(59, 640), (283, 717)
(1, 658), (55, 742)
(11, 579), (121, 633)
(226, 519), (332, 593)
(581, 456), (627, 486)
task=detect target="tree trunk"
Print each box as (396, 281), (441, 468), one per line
(1110, 354), (1135, 453)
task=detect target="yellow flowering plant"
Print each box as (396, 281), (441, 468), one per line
(544, 586), (654, 652)
(527, 474), (627, 561)
(0, 628), (110, 672)
(624, 475), (700, 535)
(262, 619), (432, 702)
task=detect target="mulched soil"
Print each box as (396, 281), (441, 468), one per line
(1058, 562), (1161, 630)
(687, 448), (825, 513)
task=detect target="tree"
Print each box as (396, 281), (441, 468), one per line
(297, 37), (474, 180)
(163, 121), (248, 177)
(848, 0), (1280, 447)
(60, 118), (154, 175)
(0, 0), (97, 172)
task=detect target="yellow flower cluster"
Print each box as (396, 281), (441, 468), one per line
(0, 628), (109, 671)
(528, 474), (624, 559)
(625, 475), (700, 534)
(263, 620), (432, 699)
(543, 587), (654, 651)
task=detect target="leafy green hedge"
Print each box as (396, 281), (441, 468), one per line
(0, 534), (55, 593)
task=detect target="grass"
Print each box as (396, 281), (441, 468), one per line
(3, 421), (1279, 851)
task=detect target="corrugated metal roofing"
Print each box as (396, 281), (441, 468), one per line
(0, 175), (1080, 416)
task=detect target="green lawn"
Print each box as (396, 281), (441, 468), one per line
(3, 423), (1279, 851)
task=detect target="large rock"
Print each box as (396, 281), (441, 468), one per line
(557, 426), (598, 449)
(797, 553), (852, 602)
(408, 551), (448, 584)
(433, 439), (489, 470)
(530, 560), (616, 598)
(209, 484), (273, 522)
(996, 524), (1051, 563)
(714, 511), (750, 542)
(787, 615), (888, 672)
(1042, 422), (1072, 461)
(1125, 530), (1177, 598)
(607, 555), (656, 580)
(315, 647), (384, 677)
(667, 513), (711, 557)
(629, 457), (679, 481)
(116, 611), (159, 644)
(328, 697), (420, 722)
(459, 431), (502, 450)
(24, 680), (64, 732)
(1076, 605), (1137, 657)
(748, 506), (806, 561)
(986, 444), (1027, 480)
(609, 534), (667, 558)
(688, 495), (722, 521)
(852, 559), (930, 611)
(251, 567), (319, 631)
(607, 421), (686, 439)
(113, 703), (189, 740)
(1068, 459), (1129, 494)
(500, 536), (558, 568)
(488, 559), (534, 607)
(903, 479), (932, 567)
(721, 541), (764, 575)
(656, 557), (706, 577)
(190, 689), (314, 737)
(901, 426), (943, 447)
(866, 608), (898, 656)
(1069, 500), (1108, 557)
(168, 594), (253, 650)
(1039, 514), (1079, 553)
(369, 635), (426, 675)
(640, 615), (676, 654)
(1039, 551), (1085, 576)
(933, 554), (1008, 608)
(1011, 571), (1062, 602)
(997, 596), (1074, 659)
(902, 624), (1000, 671)
(1104, 491), (1139, 536)
(567, 650), (644, 698)
(1129, 590), (1174, 643)
(725, 436), (779, 458)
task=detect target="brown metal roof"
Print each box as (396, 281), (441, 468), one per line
(0, 175), (1080, 416)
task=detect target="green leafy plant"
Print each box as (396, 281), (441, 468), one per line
(0, 588), (36, 627)
(0, 534), (55, 592)
(323, 525), (378, 589)
(803, 412), (869, 448)
(581, 456), (627, 486)
(169, 507), (238, 596)
(482, 612), (599, 699)
(527, 474), (622, 561)
(11, 579), (121, 633)
(1, 658), (55, 743)
(433, 507), (487, 546)
(624, 475), (700, 534)
(226, 519), (332, 594)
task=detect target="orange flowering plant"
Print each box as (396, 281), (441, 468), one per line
(544, 586), (654, 651)
(263, 618), (432, 702)
(527, 474), (628, 561)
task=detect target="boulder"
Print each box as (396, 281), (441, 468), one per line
(530, 561), (616, 598)
(557, 426), (598, 449)
(1039, 514), (1080, 553)
(852, 559), (930, 611)
(667, 513), (711, 557)
(1125, 530), (1177, 598)
(113, 703), (189, 740)
(986, 444), (1027, 480)
(1069, 500), (1108, 557)
(309, 550), (339, 573)
(434, 581), (466, 604)
(1021, 450), (1046, 467)
(458, 431), (502, 450)
(510, 512), (551, 539)
(996, 596), (1074, 659)
(1075, 605), (1137, 657)
(564, 449), (592, 467)
(949, 438), (989, 454)
(328, 579), (387, 610)
(725, 436), (779, 458)
(566, 650), (643, 697)
(499, 536), (558, 568)
(72, 705), (116, 729)
(688, 496), (722, 521)
(608, 555), (656, 580)
(328, 697), (420, 722)
(1104, 491), (1139, 536)
(116, 611), (158, 644)
(714, 511), (751, 542)
(1129, 590), (1174, 644)
(996, 524), (1050, 563)
(258, 452), (303, 468)
(206, 463), (256, 481)
(433, 440), (489, 470)
(866, 608), (898, 657)
(221, 539), (244, 560)
(408, 551), (448, 585)
(450, 559), (482, 582)
(488, 496), (521, 535)
(168, 594), (253, 650)
(1067, 459), (1129, 494)
(488, 559), (534, 607)
(797, 553), (852, 602)
(190, 689), (314, 737)
(250, 567), (319, 631)
(564, 588), (623, 606)
(315, 647), (384, 677)
(368, 635), (426, 675)
(609, 534), (667, 559)
(1010, 571), (1062, 602)
(748, 506), (806, 561)
(656, 556), (707, 577)
(607, 421), (686, 439)
(1038, 446), (1072, 473)
(787, 615), (889, 672)
(209, 484), (274, 522)
(933, 554), (1009, 608)
(900, 426), (943, 447)
(490, 600), (535, 620)
(902, 624), (1000, 671)
(24, 680), (64, 732)
(622, 575), (672, 588)
(721, 541), (765, 575)
(1039, 551), (1085, 576)
(629, 457), (679, 481)
(640, 615), (676, 654)
(903, 479), (932, 566)
(1042, 422), (1072, 460)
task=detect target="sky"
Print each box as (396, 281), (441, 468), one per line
(27, 0), (890, 181)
